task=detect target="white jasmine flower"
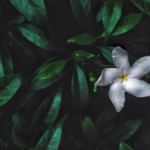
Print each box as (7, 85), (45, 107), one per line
(95, 46), (150, 112)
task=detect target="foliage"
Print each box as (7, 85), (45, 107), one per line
(0, 0), (149, 150)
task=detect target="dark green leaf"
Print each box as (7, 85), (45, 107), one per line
(35, 114), (68, 150)
(109, 119), (142, 143)
(71, 63), (89, 118)
(72, 50), (95, 61)
(131, 0), (150, 16)
(95, 107), (116, 126)
(0, 74), (22, 107)
(70, 0), (93, 31)
(102, 0), (123, 41)
(0, 117), (13, 146)
(11, 121), (26, 148)
(9, 31), (34, 64)
(67, 33), (96, 45)
(31, 59), (69, 84)
(30, 86), (62, 139)
(0, 49), (5, 78)
(99, 12), (144, 38)
(17, 24), (53, 50)
(119, 142), (134, 150)
(96, 5), (104, 22)
(81, 116), (97, 145)
(96, 46), (115, 63)
(30, 68), (67, 90)
(7, 15), (26, 25)
(30, 57), (67, 90)
(9, 0), (48, 26)
(140, 122), (150, 146)
(0, 46), (13, 75)
(12, 112), (27, 133)
(134, 142), (146, 150)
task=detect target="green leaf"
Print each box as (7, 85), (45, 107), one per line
(30, 57), (67, 90)
(95, 107), (116, 126)
(70, 0), (93, 31)
(34, 114), (68, 150)
(72, 50), (95, 61)
(0, 46), (13, 75)
(102, 0), (123, 41)
(109, 119), (142, 143)
(0, 50), (5, 78)
(67, 33), (96, 45)
(12, 112), (27, 132)
(31, 59), (69, 84)
(99, 12), (144, 38)
(0, 74), (22, 107)
(71, 63), (89, 118)
(11, 121), (26, 148)
(7, 15), (26, 25)
(119, 142), (134, 150)
(96, 46), (115, 63)
(30, 68), (67, 91)
(9, 31), (34, 65)
(96, 5), (104, 22)
(30, 86), (62, 141)
(81, 116), (97, 145)
(0, 46), (13, 78)
(9, 0), (48, 26)
(17, 24), (53, 50)
(131, 0), (150, 16)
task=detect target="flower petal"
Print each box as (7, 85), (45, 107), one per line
(128, 56), (150, 79)
(122, 78), (150, 97)
(95, 68), (121, 86)
(112, 46), (131, 74)
(108, 79), (125, 112)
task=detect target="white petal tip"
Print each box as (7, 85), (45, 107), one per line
(115, 108), (122, 112)
(95, 82), (99, 86)
(116, 109), (121, 113)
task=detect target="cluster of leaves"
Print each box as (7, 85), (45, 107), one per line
(0, 0), (150, 149)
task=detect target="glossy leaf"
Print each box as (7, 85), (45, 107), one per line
(102, 0), (123, 41)
(119, 142), (134, 150)
(11, 121), (26, 148)
(131, 0), (150, 16)
(30, 70), (67, 90)
(70, 0), (93, 30)
(31, 59), (69, 84)
(72, 50), (95, 61)
(9, 0), (48, 26)
(96, 46), (114, 63)
(71, 63), (89, 117)
(17, 24), (52, 50)
(67, 33), (96, 45)
(81, 116), (97, 145)
(0, 74), (22, 107)
(99, 12), (144, 38)
(30, 86), (62, 139)
(35, 114), (68, 150)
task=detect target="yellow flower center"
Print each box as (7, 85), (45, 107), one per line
(120, 74), (127, 82)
